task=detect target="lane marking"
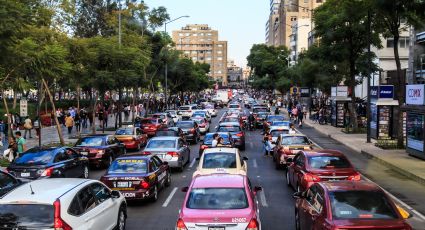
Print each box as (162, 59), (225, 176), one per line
(162, 187), (178, 207)
(189, 158), (197, 168)
(296, 127), (425, 221)
(259, 189), (269, 207)
(253, 159), (258, 168)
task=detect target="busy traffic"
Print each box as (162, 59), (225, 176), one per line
(0, 89), (423, 230)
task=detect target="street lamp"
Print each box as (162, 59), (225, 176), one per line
(164, 15), (190, 109)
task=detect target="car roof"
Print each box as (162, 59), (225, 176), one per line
(319, 181), (381, 192)
(0, 179), (92, 204)
(178, 120), (195, 124)
(149, 136), (179, 141)
(269, 127), (289, 131)
(203, 147), (238, 154)
(218, 122), (240, 126)
(83, 134), (109, 137)
(192, 174), (245, 188)
(304, 149), (344, 157)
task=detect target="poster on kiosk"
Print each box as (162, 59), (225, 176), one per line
(405, 85), (425, 157)
(369, 85), (397, 139)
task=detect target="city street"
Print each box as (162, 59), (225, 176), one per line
(87, 108), (425, 230)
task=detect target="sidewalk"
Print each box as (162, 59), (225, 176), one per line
(302, 117), (425, 186)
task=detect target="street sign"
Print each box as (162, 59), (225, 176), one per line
(290, 87), (299, 95)
(379, 85), (394, 99)
(336, 86), (348, 97)
(370, 86), (379, 99)
(20, 99), (28, 117)
(331, 87), (337, 97)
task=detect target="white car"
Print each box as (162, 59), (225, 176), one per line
(165, 110), (180, 123)
(193, 147), (248, 177)
(178, 105), (197, 118)
(0, 178), (127, 230)
(204, 104), (217, 117)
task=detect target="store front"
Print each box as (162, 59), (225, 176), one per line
(370, 85), (399, 139)
(403, 84), (425, 160)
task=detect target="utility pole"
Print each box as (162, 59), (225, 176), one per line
(366, 10), (372, 143)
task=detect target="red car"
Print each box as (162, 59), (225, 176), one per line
(114, 127), (148, 150)
(177, 174), (262, 230)
(141, 117), (167, 136)
(286, 150), (361, 192)
(293, 181), (412, 230)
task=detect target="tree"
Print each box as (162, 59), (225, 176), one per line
(372, 0), (425, 147)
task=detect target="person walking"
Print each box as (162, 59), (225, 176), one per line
(23, 117), (33, 139)
(33, 117), (40, 138)
(74, 113), (81, 133)
(298, 110), (304, 127)
(263, 131), (272, 157)
(65, 114), (74, 135)
(15, 131), (26, 156)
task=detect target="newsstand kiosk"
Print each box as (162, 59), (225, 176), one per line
(403, 84), (425, 160)
(330, 86), (351, 128)
(370, 85), (399, 139)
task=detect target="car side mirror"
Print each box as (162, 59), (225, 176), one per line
(242, 156), (249, 161)
(292, 191), (304, 199)
(111, 190), (121, 199)
(181, 187), (189, 192)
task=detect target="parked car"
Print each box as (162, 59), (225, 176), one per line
(140, 117), (167, 136)
(7, 147), (89, 180)
(198, 132), (235, 158)
(216, 122), (246, 150)
(177, 174), (262, 230)
(0, 178), (127, 230)
(286, 150), (361, 192)
(193, 147), (248, 177)
(176, 121), (201, 144)
(0, 171), (23, 197)
(74, 134), (126, 168)
(272, 134), (313, 169)
(293, 181), (412, 230)
(100, 154), (171, 201)
(143, 136), (190, 171)
(114, 126), (148, 150)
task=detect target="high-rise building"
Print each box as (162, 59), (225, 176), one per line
(227, 61), (243, 88)
(265, 0), (281, 46)
(172, 24), (228, 86)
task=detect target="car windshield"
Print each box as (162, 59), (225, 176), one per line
(177, 122), (193, 128)
(115, 129), (133, 135)
(272, 121), (290, 126)
(270, 130), (289, 137)
(14, 149), (55, 165)
(146, 140), (176, 149)
(223, 117), (239, 123)
(108, 159), (148, 174)
(203, 152), (237, 168)
(217, 126), (241, 132)
(253, 108), (268, 113)
(0, 204), (54, 227)
(193, 112), (206, 116)
(308, 156), (351, 169)
(156, 130), (178, 137)
(75, 137), (104, 146)
(186, 188), (248, 209)
(192, 119), (204, 124)
(281, 136), (309, 145)
(0, 173), (17, 196)
(329, 191), (398, 220)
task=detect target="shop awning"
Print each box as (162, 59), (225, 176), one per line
(376, 99), (399, 106)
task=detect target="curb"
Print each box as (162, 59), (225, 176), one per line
(306, 122), (425, 186)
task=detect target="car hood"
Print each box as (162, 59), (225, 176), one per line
(180, 208), (255, 223)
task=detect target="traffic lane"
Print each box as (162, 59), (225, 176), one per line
(297, 125), (425, 229)
(245, 129), (296, 230)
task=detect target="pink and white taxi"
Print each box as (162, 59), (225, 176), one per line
(176, 174), (262, 230)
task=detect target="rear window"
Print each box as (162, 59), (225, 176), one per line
(76, 137), (105, 146)
(270, 130), (289, 137)
(179, 106), (190, 111)
(268, 116), (284, 121)
(146, 140), (176, 148)
(253, 108), (268, 113)
(156, 130), (178, 137)
(217, 126), (241, 132)
(153, 114), (166, 119)
(308, 156), (351, 169)
(272, 121), (290, 126)
(177, 122), (194, 129)
(141, 119), (157, 124)
(229, 104), (240, 108)
(115, 129), (133, 135)
(223, 117), (239, 123)
(0, 204), (54, 227)
(14, 150), (55, 165)
(281, 136), (310, 145)
(203, 152), (237, 168)
(330, 191), (398, 220)
(204, 133), (230, 143)
(108, 159), (147, 174)
(186, 188), (248, 209)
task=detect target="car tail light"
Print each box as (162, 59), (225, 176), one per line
(303, 173), (321, 183)
(200, 145), (209, 150)
(53, 200), (72, 230)
(246, 218), (259, 230)
(190, 128), (195, 133)
(347, 173), (361, 181)
(95, 149), (104, 158)
(167, 151), (180, 157)
(41, 167), (54, 177)
(140, 179), (150, 189)
(176, 218), (188, 230)
(143, 151), (152, 155)
(235, 132), (244, 137)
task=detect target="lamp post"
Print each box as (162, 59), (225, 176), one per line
(164, 15), (190, 110)
(366, 11), (372, 143)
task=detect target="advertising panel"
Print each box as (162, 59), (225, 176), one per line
(406, 84), (425, 105)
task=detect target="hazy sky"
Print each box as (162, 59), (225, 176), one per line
(144, 0), (269, 67)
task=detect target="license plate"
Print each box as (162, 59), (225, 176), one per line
(80, 151), (88, 156)
(144, 127), (149, 129)
(209, 227), (225, 230)
(21, 172), (30, 177)
(117, 182), (129, 188)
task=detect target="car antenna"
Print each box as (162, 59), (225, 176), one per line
(30, 185), (35, 195)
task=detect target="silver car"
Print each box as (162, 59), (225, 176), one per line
(143, 136), (190, 171)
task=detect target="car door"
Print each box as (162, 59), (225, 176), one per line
(299, 186), (317, 230)
(287, 154), (298, 187)
(176, 139), (186, 164)
(152, 156), (167, 187)
(53, 149), (75, 178)
(293, 154), (306, 189)
(303, 185), (324, 230)
(67, 185), (100, 230)
(91, 182), (120, 230)
(65, 148), (85, 177)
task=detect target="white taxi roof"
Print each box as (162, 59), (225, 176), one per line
(203, 147), (239, 154)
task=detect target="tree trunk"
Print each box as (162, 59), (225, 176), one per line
(12, 91), (17, 109)
(42, 78), (65, 145)
(393, 35), (405, 148)
(90, 88), (97, 135)
(349, 59), (359, 131)
(118, 88), (122, 127)
(132, 87), (138, 123)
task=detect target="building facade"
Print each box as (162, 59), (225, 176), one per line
(265, 0), (281, 46)
(408, 28), (425, 84)
(172, 24), (228, 86)
(289, 18), (311, 65)
(227, 61), (243, 88)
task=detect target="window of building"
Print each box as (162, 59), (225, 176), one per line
(217, 70), (222, 74)
(185, 33), (190, 36)
(386, 38), (394, 48)
(217, 57), (223, 61)
(304, 0), (309, 3)
(191, 51), (197, 54)
(207, 33), (212, 36)
(206, 57), (212, 61)
(192, 57), (198, 61)
(200, 57), (204, 61)
(193, 33), (198, 36)
(179, 33), (184, 36)
(200, 38), (205, 42)
(199, 33), (204, 36)
(184, 51), (190, 54)
(217, 51), (222, 54)
(386, 37), (410, 48)
(185, 44), (190, 48)
(218, 44), (223, 48)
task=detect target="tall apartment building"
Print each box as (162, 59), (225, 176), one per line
(289, 18), (311, 65)
(408, 28), (425, 84)
(265, 0), (281, 46)
(172, 24), (228, 86)
(227, 61), (243, 88)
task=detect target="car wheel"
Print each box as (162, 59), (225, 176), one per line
(295, 210), (300, 230)
(115, 207), (126, 230)
(286, 171), (291, 187)
(151, 185), (158, 202)
(165, 171), (171, 187)
(83, 165), (89, 179)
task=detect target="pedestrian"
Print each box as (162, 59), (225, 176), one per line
(289, 124), (296, 134)
(263, 131), (272, 157)
(74, 113), (81, 133)
(65, 114), (74, 135)
(211, 133), (219, 147)
(3, 137), (17, 162)
(275, 107), (280, 115)
(33, 117), (40, 138)
(23, 116), (33, 139)
(103, 109), (109, 128)
(98, 109), (104, 128)
(80, 108), (87, 129)
(15, 131), (26, 156)
(298, 110), (304, 127)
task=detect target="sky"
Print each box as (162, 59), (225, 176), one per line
(144, 0), (269, 67)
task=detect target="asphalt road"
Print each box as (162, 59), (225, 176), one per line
(89, 106), (425, 230)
